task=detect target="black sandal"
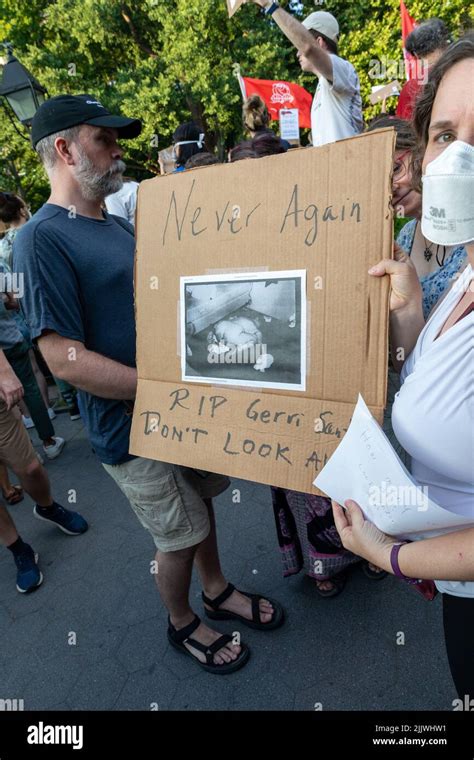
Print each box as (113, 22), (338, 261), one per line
(362, 561), (388, 580)
(314, 569), (347, 598)
(202, 582), (285, 630)
(167, 614), (250, 674)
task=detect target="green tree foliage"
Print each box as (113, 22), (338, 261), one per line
(0, 0), (471, 209)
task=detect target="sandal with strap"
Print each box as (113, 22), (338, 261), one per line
(202, 582), (285, 630)
(2, 485), (24, 506)
(362, 561), (388, 580)
(314, 569), (348, 598)
(167, 614), (250, 675)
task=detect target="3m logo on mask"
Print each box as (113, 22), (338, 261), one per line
(430, 206), (446, 218)
(421, 140), (474, 246)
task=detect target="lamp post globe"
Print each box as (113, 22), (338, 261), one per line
(0, 43), (48, 127)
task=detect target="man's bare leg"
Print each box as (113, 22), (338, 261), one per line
(12, 457), (53, 508)
(194, 498), (274, 623)
(155, 541), (242, 665)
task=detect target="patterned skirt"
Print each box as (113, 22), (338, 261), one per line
(271, 487), (361, 580)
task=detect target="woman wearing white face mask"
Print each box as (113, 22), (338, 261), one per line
(172, 121), (207, 173)
(332, 35), (474, 701)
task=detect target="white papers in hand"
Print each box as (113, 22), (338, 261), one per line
(313, 395), (474, 540)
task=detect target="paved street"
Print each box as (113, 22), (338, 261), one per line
(0, 412), (455, 711)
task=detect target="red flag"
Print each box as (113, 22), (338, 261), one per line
(242, 77), (312, 129)
(400, 0), (418, 80)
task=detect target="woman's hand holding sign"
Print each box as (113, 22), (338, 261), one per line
(369, 243), (422, 312)
(370, 243), (425, 371)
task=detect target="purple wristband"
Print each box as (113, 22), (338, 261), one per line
(390, 542), (418, 583)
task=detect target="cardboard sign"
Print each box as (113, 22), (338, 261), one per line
(131, 129), (395, 493)
(227, 0), (245, 18)
(369, 81), (401, 105)
(279, 108), (300, 141)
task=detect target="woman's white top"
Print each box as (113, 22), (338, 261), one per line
(392, 264), (474, 598)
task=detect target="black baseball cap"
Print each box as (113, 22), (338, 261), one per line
(31, 94), (142, 148)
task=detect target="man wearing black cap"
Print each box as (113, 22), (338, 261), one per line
(14, 94), (284, 674)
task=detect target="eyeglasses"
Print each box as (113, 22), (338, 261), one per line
(393, 149), (411, 180)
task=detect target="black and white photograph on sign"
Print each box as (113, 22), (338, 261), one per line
(181, 270), (306, 391)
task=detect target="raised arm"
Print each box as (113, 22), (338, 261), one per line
(38, 332), (137, 400)
(248, 0), (333, 81)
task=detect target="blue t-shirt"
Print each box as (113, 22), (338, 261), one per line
(13, 203), (136, 465)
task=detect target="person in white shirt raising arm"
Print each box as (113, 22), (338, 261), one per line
(246, 2), (363, 146)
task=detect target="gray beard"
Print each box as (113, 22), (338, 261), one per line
(74, 148), (126, 202)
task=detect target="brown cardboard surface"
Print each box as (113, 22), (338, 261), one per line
(132, 380), (385, 492)
(130, 129), (395, 494)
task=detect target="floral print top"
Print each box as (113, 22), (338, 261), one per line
(0, 227), (16, 270)
(396, 218), (467, 318)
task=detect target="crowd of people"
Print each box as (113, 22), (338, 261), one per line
(0, 3), (472, 699)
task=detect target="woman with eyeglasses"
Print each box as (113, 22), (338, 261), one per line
(334, 35), (474, 702)
(368, 115), (467, 319)
(367, 114), (469, 472)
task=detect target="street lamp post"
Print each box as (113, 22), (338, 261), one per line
(0, 42), (48, 129)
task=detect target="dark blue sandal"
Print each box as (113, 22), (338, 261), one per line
(202, 583), (285, 630)
(167, 614), (249, 674)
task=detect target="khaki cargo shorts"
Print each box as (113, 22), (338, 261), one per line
(102, 457), (230, 552)
(0, 400), (37, 471)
